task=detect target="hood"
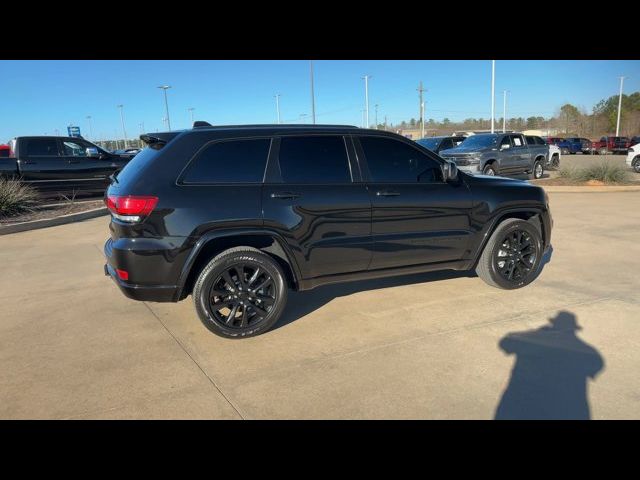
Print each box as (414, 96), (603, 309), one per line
(440, 146), (486, 156)
(464, 173), (536, 188)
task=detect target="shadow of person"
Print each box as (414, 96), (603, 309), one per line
(495, 311), (604, 420)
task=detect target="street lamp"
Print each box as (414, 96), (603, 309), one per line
(502, 90), (509, 133)
(158, 85), (172, 131)
(117, 104), (127, 148)
(86, 115), (93, 140)
(274, 94), (281, 124)
(362, 75), (371, 128)
(490, 60), (496, 134)
(616, 76), (627, 137)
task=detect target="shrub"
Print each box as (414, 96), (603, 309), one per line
(558, 161), (630, 184)
(0, 178), (39, 218)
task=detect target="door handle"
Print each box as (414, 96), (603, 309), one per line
(376, 190), (400, 197)
(270, 191), (301, 200)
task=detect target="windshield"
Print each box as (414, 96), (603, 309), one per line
(458, 134), (498, 148)
(416, 138), (440, 150)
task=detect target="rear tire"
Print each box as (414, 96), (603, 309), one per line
(476, 218), (544, 290)
(633, 157), (640, 173)
(551, 154), (560, 169)
(532, 159), (544, 179)
(193, 246), (288, 338)
(483, 163), (497, 176)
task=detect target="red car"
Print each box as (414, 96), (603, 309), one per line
(591, 136), (631, 155)
(0, 144), (11, 158)
(546, 137), (565, 145)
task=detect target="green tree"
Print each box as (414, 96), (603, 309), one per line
(409, 118), (416, 127)
(526, 117), (538, 129)
(442, 118), (451, 126)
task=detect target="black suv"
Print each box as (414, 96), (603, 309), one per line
(104, 123), (553, 338)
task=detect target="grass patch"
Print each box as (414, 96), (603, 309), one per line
(559, 161), (630, 184)
(0, 178), (39, 218)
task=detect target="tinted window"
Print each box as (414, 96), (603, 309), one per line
(525, 136), (535, 145)
(416, 138), (440, 151)
(440, 138), (453, 150)
(500, 136), (512, 149)
(462, 134), (499, 148)
(183, 138), (271, 184)
(278, 136), (351, 184)
(27, 139), (59, 156)
(452, 137), (465, 146)
(360, 136), (443, 183)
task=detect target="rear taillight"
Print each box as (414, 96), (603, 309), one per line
(106, 195), (158, 223)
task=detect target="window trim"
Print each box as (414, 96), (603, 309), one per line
(354, 134), (445, 185)
(176, 136), (274, 186)
(266, 133), (356, 185)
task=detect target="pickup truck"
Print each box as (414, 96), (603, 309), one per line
(592, 136), (630, 155)
(0, 136), (133, 194)
(558, 137), (593, 155)
(440, 132), (548, 179)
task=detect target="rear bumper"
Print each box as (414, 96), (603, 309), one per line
(104, 239), (179, 302)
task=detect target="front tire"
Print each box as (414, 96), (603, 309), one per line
(193, 246), (288, 338)
(476, 218), (544, 290)
(633, 157), (640, 173)
(551, 154), (560, 169)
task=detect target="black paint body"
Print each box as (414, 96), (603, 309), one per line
(103, 125), (552, 302)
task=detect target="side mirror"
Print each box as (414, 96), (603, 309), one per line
(86, 147), (100, 158)
(442, 161), (458, 182)
(500, 144), (510, 151)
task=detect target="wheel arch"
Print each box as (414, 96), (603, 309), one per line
(174, 229), (301, 301)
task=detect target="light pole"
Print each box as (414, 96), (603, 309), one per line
(363, 75), (371, 128)
(490, 60), (495, 134)
(274, 94), (281, 124)
(502, 90), (508, 133)
(375, 104), (379, 129)
(310, 61), (316, 124)
(117, 105), (127, 148)
(188, 107), (195, 126)
(361, 109), (365, 128)
(616, 76), (626, 136)
(158, 85), (172, 131)
(86, 115), (93, 140)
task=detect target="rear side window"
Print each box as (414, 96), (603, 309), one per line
(183, 138), (271, 184)
(359, 136), (443, 183)
(26, 139), (59, 156)
(278, 136), (351, 184)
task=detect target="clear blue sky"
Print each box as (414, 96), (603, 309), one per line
(1, 60), (639, 140)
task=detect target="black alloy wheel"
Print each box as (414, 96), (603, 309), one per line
(494, 229), (539, 284)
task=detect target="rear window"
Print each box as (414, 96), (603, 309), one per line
(182, 138), (271, 184)
(112, 146), (163, 187)
(277, 136), (351, 184)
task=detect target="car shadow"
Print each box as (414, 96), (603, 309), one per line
(495, 310), (605, 420)
(272, 269), (476, 331)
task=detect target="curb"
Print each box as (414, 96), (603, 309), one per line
(0, 207), (108, 236)
(539, 185), (640, 193)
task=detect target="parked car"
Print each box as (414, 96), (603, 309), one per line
(626, 144), (640, 173)
(546, 137), (565, 146)
(0, 136), (134, 194)
(439, 132), (547, 179)
(0, 144), (10, 158)
(561, 137), (593, 155)
(103, 123), (552, 338)
(415, 135), (466, 154)
(526, 135), (560, 169)
(592, 136), (631, 155)
(629, 136), (640, 147)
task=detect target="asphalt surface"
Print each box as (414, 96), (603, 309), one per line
(1, 191), (639, 419)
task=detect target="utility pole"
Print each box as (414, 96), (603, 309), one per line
(188, 107), (195, 126)
(310, 61), (316, 124)
(157, 85), (172, 131)
(616, 76), (626, 136)
(117, 105), (127, 148)
(274, 94), (281, 124)
(86, 115), (93, 140)
(363, 75), (371, 128)
(502, 90), (508, 133)
(384, 115), (388, 131)
(491, 60), (496, 134)
(417, 81), (426, 138)
(375, 104), (379, 129)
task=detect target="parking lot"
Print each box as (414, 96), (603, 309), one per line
(1, 190), (639, 419)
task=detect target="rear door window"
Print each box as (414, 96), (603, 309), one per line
(182, 138), (271, 184)
(277, 136), (351, 184)
(26, 138), (59, 156)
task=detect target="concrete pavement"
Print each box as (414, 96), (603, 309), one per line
(1, 191), (639, 419)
